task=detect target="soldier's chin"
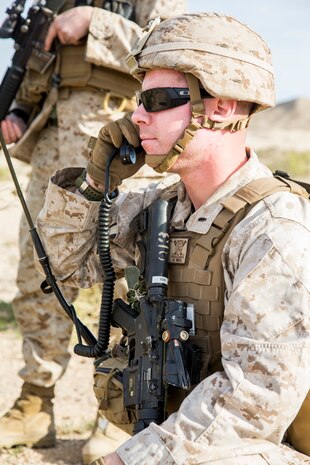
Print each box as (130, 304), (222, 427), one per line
(145, 154), (167, 169)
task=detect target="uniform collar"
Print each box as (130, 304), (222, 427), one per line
(171, 149), (272, 234)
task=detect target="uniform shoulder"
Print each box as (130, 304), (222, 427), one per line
(263, 190), (310, 231)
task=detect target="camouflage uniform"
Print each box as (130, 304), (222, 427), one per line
(36, 150), (310, 464)
(11, 0), (186, 388)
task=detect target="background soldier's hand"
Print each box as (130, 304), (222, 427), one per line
(0, 114), (27, 144)
(45, 6), (93, 51)
(87, 112), (145, 192)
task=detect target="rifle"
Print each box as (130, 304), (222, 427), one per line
(0, 0), (65, 121)
(111, 199), (202, 434)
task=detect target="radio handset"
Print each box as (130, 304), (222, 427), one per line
(119, 143), (137, 165)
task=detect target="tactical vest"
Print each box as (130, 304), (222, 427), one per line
(57, 0), (139, 97)
(164, 175), (310, 442)
(17, 0), (139, 104)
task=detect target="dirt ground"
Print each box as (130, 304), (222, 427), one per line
(0, 330), (98, 465)
(0, 158), (99, 464)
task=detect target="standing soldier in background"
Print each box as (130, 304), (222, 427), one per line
(0, 1), (186, 463)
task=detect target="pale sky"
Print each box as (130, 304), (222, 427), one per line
(0, 0), (309, 104)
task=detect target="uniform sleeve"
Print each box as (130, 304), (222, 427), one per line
(85, 8), (142, 70)
(116, 193), (310, 465)
(35, 167), (152, 288)
(85, 1), (187, 70)
(35, 167), (104, 287)
(134, 0), (188, 26)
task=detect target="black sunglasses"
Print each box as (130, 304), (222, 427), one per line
(135, 87), (212, 113)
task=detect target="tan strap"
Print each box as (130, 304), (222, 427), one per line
(202, 116), (252, 132)
(236, 176), (309, 203)
(190, 203), (248, 270)
(126, 17), (161, 74)
(190, 176), (307, 271)
(91, 458), (106, 465)
(221, 176), (309, 213)
(172, 121), (201, 155)
(154, 121), (201, 173)
(236, 177), (289, 203)
(186, 74), (252, 133)
(102, 92), (128, 114)
(138, 42), (274, 74)
(275, 175), (310, 197)
(213, 207), (237, 229)
(185, 74), (205, 117)
(220, 196), (248, 214)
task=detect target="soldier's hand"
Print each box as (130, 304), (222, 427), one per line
(87, 112), (145, 193)
(0, 114), (27, 144)
(45, 6), (93, 51)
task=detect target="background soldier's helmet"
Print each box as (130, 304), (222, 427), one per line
(127, 12), (276, 111)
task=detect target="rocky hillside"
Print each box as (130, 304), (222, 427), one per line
(247, 98), (310, 153)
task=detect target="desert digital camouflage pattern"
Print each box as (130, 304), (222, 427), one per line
(11, 0), (186, 388)
(14, 89), (131, 387)
(36, 151), (310, 464)
(128, 12), (275, 110)
(133, 0), (187, 26)
(88, 0), (187, 71)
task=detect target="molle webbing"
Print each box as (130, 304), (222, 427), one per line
(168, 205), (249, 382)
(58, 44), (139, 97)
(167, 175), (308, 388)
(57, 0), (138, 97)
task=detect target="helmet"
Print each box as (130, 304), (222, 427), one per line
(128, 12), (275, 110)
(126, 13), (275, 172)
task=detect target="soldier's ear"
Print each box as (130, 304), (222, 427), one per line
(208, 98), (238, 122)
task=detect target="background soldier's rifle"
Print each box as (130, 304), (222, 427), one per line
(0, 0), (65, 121)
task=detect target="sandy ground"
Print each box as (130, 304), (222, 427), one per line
(0, 157), (98, 464)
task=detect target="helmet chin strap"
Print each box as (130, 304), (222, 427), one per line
(150, 74), (252, 174)
(146, 118), (202, 173)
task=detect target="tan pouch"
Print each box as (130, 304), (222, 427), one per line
(93, 355), (136, 435)
(16, 64), (54, 105)
(59, 44), (92, 88)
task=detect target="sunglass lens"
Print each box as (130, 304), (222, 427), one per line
(142, 89), (169, 112)
(136, 88), (192, 112)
